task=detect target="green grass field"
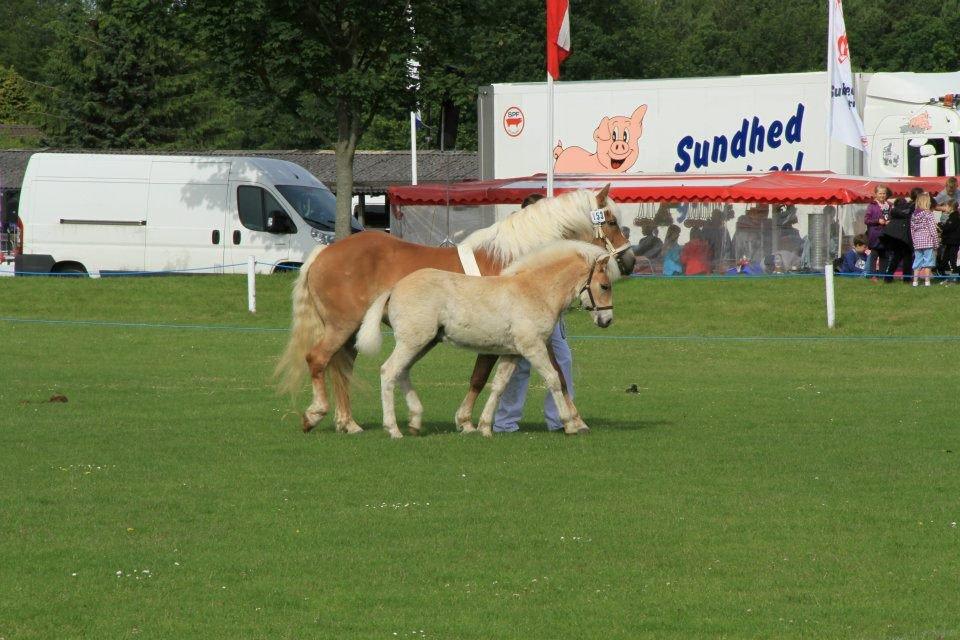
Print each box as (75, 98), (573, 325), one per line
(2, 274), (959, 639)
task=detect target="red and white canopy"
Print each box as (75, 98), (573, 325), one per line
(388, 171), (948, 206)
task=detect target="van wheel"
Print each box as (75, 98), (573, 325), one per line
(52, 262), (88, 276)
(273, 262), (302, 274)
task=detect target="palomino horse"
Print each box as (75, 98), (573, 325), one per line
(356, 241), (614, 438)
(275, 185), (634, 433)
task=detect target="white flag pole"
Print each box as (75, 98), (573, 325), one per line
(410, 111), (418, 186)
(546, 73), (555, 197)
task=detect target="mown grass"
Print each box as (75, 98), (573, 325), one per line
(1, 274), (959, 639)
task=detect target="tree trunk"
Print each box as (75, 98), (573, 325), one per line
(334, 98), (359, 241)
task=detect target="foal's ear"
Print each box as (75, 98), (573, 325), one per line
(596, 255), (611, 268)
(596, 183), (611, 205)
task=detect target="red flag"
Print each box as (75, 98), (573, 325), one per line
(546, 0), (570, 79)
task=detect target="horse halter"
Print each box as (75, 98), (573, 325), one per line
(590, 207), (631, 254)
(579, 261), (614, 312)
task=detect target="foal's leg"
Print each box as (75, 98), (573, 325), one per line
(476, 356), (520, 438)
(380, 339), (432, 439)
(524, 345), (580, 435)
(455, 354), (498, 433)
(398, 341), (437, 436)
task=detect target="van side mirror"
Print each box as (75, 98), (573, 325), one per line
(266, 210), (295, 234)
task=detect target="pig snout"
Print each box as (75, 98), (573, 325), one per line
(609, 140), (630, 157)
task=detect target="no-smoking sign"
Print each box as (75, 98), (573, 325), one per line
(503, 106), (524, 137)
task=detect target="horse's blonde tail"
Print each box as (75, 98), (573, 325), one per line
(275, 247), (327, 394)
(356, 291), (390, 356)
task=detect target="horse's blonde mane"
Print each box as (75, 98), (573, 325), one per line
(461, 189), (620, 265)
(502, 240), (608, 276)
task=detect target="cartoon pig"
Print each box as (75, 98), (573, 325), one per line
(553, 105), (648, 173)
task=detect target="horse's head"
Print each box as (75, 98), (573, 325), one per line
(579, 254), (614, 328)
(590, 183), (635, 276)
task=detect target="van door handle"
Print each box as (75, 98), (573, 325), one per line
(233, 230), (241, 245)
(212, 230), (220, 245)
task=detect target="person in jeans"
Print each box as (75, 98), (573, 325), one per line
(910, 192), (939, 287)
(493, 193), (573, 433)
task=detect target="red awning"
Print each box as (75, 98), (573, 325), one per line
(388, 171), (948, 206)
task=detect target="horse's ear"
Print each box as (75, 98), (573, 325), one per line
(596, 255), (611, 267)
(596, 183), (611, 205)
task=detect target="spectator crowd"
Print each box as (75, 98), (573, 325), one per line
(627, 178), (960, 285)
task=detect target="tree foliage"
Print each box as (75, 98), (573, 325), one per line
(40, 0), (224, 148)
(3, 0), (960, 187)
(190, 0), (421, 237)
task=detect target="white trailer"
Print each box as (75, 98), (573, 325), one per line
(15, 153), (361, 275)
(478, 71), (960, 180)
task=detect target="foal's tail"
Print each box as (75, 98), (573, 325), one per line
(274, 246), (327, 394)
(356, 291), (391, 356)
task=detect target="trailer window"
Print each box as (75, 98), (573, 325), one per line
(237, 185), (285, 231)
(907, 137), (947, 177)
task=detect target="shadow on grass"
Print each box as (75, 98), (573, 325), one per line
(412, 418), (670, 436)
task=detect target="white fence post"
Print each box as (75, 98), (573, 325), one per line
(825, 263), (836, 328)
(247, 256), (257, 314)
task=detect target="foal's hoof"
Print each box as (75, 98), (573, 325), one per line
(459, 423), (478, 434)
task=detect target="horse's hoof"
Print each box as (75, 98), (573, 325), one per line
(338, 420), (364, 434)
(480, 427), (493, 438)
(408, 426), (422, 437)
(459, 423), (477, 434)
(387, 429), (403, 439)
(577, 425), (590, 434)
(302, 414), (318, 433)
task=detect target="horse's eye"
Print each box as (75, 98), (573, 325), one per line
(600, 284), (611, 291)
(607, 220), (618, 227)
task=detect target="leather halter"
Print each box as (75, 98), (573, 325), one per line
(591, 207), (632, 257)
(579, 261), (614, 312)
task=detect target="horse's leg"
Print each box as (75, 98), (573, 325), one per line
(524, 345), (579, 435)
(398, 341), (438, 436)
(455, 354), (498, 433)
(303, 326), (359, 433)
(380, 339), (429, 439)
(476, 355), (520, 438)
(330, 345), (364, 434)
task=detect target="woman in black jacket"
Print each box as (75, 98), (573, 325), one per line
(881, 188), (921, 283)
(938, 201), (960, 278)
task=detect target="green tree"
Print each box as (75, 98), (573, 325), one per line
(191, 0), (421, 239)
(42, 0), (218, 148)
(0, 0), (64, 81)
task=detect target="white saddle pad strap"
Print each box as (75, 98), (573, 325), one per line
(457, 244), (482, 276)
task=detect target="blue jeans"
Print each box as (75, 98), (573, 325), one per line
(493, 320), (573, 432)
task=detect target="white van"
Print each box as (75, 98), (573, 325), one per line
(15, 153), (362, 275)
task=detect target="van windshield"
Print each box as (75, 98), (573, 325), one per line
(275, 185), (363, 232)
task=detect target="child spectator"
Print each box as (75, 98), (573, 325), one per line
(910, 192), (939, 287)
(661, 224), (682, 275)
(839, 234), (869, 275)
(680, 228), (712, 275)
